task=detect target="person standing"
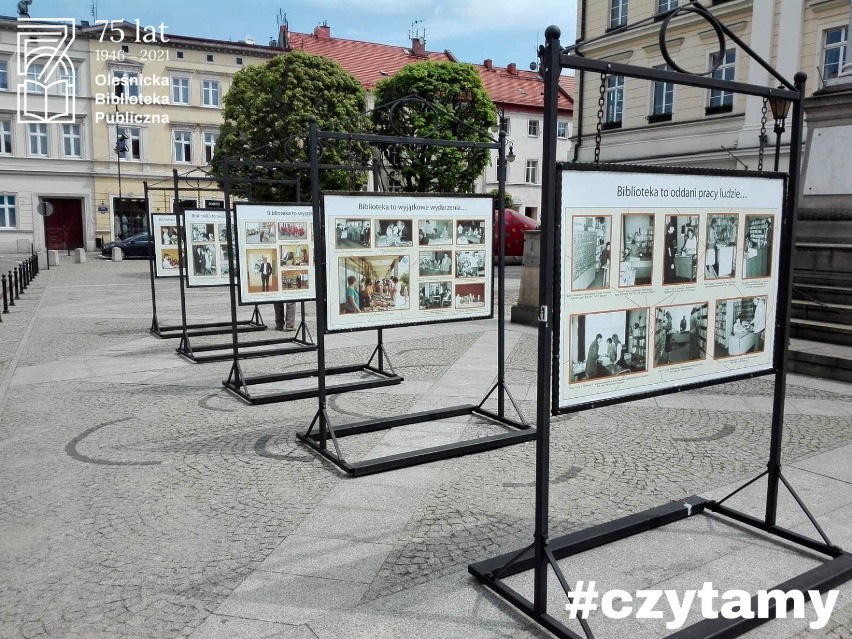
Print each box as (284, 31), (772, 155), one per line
(664, 224), (677, 284)
(259, 256), (273, 292)
(274, 302), (296, 331)
(585, 334), (602, 379)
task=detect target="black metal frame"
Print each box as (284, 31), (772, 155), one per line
(218, 156), (403, 403)
(296, 113), (535, 477)
(469, 14), (852, 639)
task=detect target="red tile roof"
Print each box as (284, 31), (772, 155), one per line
(475, 64), (573, 115)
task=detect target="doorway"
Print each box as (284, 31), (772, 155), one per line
(43, 197), (84, 250)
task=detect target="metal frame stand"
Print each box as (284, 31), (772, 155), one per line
(469, 16), (852, 639)
(296, 116), (534, 477)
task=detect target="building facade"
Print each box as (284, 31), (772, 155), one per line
(572, 0), (850, 170)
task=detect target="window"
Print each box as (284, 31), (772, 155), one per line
(0, 195), (16, 228)
(604, 75), (624, 127)
(0, 120), (11, 154)
(707, 49), (735, 113)
(610, 0), (628, 29)
(236, 57), (243, 65)
(0, 60), (7, 90)
(171, 77), (190, 104)
(525, 160), (539, 184)
(202, 80), (220, 107)
(557, 121), (568, 139)
(823, 27), (848, 82)
(62, 124), (81, 157)
(113, 71), (140, 98)
(59, 65), (78, 98)
(117, 127), (142, 160)
(650, 64), (674, 122)
(173, 130), (192, 163)
(27, 63), (46, 94)
(121, 45), (129, 53)
(206, 54), (214, 62)
(28, 123), (48, 156)
(176, 51), (185, 59)
(656, 0), (677, 13)
(528, 119), (540, 136)
(203, 131), (219, 163)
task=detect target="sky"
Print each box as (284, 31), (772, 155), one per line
(26, 0), (577, 70)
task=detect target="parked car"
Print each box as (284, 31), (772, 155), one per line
(101, 233), (152, 258)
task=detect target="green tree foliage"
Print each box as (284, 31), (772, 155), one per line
(212, 51), (370, 201)
(372, 61), (497, 193)
(488, 189), (517, 210)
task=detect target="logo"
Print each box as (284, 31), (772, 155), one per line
(16, 18), (77, 123)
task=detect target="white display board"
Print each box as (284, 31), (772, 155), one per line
(184, 209), (233, 287)
(324, 194), (493, 332)
(234, 204), (314, 304)
(153, 214), (181, 278)
(556, 168), (784, 409)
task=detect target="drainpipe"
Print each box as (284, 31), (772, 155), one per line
(571, 0), (588, 162)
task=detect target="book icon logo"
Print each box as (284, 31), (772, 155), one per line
(16, 18), (77, 123)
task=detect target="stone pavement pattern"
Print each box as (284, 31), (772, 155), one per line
(0, 258), (850, 639)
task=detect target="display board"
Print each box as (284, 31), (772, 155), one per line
(153, 214), (182, 278)
(184, 209), (234, 288)
(234, 204), (314, 304)
(324, 194), (493, 332)
(556, 167), (783, 409)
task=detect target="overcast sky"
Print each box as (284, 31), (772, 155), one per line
(28, 0), (577, 69)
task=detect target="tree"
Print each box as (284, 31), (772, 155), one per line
(489, 189), (518, 210)
(212, 51), (370, 201)
(371, 61), (497, 193)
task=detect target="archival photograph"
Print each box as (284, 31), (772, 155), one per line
(190, 223), (216, 243)
(455, 250), (486, 278)
(663, 215), (700, 285)
(743, 215), (774, 278)
(160, 226), (179, 246)
(281, 268), (310, 290)
(191, 244), (217, 277)
(568, 308), (649, 382)
(654, 302), (709, 366)
(419, 281), (453, 310)
(618, 214), (654, 287)
(278, 222), (309, 241)
(571, 215), (612, 291)
(418, 219), (454, 246)
(455, 282), (485, 308)
(705, 214), (738, 279)
(244, 221), (277, 244)
(419, 250), (453, 277)
(714, 296), (767, 358)
(375, 220), (413, 247)
(334, 219), (371, 249)
(279, 244), (310, 267)
(338, 255), (410, 313)
(456, 219), (486, 245)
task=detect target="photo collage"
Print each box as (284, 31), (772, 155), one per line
(566, 209), (777, 386)
(185, 210), (234, 287)
(234, 205), (315, 304)
(153, 214), (183, 278)
(324, 195), (492, 331)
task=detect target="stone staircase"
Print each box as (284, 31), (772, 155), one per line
(789, 240), (852, 382)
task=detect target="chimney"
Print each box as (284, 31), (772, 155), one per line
(411, 36), (427, 57)
(314, 22), (331, 40)
(484, 59), (493, 69)
(279, 24), (290, 49)
(507, 63), (517, 75)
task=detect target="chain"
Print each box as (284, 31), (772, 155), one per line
(594, 72), (606, 165)
(757, 97), (768, 172)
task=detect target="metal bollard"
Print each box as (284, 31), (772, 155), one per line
(32, 255), (37, 277)
(14, 267), (20, 299)
(1, 274), (7, 313)
(8, 270), (15, 306)
(22, 262), (28, 288)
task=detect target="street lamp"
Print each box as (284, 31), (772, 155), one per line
(114, 129), (129, 239)
(768, 92), (792, 172)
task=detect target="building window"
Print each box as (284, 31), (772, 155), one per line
(0, 60), (8, 90)
(610, 0), (628, 29)
(116, 127), (142, 160)
(173, 130), (192, 163)
(525, 160), (539, 184)
(656, 0), (677, 13)
(649, 64), (674, 122)
(27, 62), (46, 94)
(176, 51), (185, 59)
(557, 121), (568, 139)
(113, 71), (140, 98)
(202, 80), (220, 107)
(203, 131), (219, 163)
(236, 57), (243, 65)
(206, 54), (214, 62)
(62, 123), (81, 157)
(121, 45), (129, 53)
(0, 195), (16, 228)
(604, 75), (624, 128)
(171, 77), (190, 105)
(0, 120), (12, 154)
(707, 49), (735, 114)
(822, 26), (847, 82)
(528, 119), (540, 136)
(28, 123), (48, 156)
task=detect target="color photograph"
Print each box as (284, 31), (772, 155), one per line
(456, 219), (486, 245)
(281, 268), (310, 290)
(338, 255), (410, 313)
(714, 296), (768, 358)
(279, 244), (310, 267)
(278, 222), (308, 241)
(375, 220), (413, 247)
(654, 302), (709, 366)
(663, 215), (700, 285)
(618, 214), (654, 287)
(419, 250), (453, 277)
(455, 282), (485, 308)
(160, 248), (179, 271)
(334, 219), (371, 249)
(705, 214), (738, 279)
(455, 250), (486, 278)
(244, 248), (279, 293)
(244, 222), (277, 244)
(418, 219), (454, 246)
(743, 215), (774, 278)
(160, 226), (179, 246)
(419, 281), (452, 310)
(568, 308), (649, 382)
(571, 216), (612, 290)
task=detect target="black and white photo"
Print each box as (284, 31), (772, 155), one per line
(714, 296), (767, 358)
(418, 219), (453, 246)
(571, 216), (612, 290)
(654, 302), (709, 366)
(419, 250), (452, 277)
(335, 219), (371, 249)
(455, 219), (486, 245)
(455, 250), (486, 278)
(419, 281), (452, 310)
(375, 220), (413, 247)
(568, 308), (649, 382)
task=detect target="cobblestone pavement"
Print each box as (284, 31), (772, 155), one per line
(0, 258), (850, 639)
